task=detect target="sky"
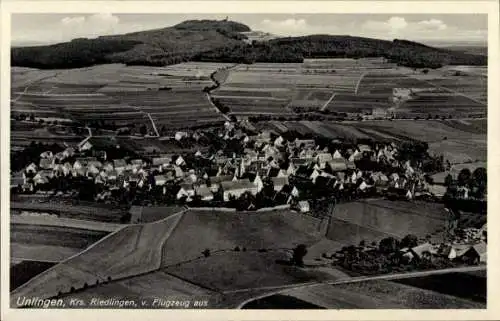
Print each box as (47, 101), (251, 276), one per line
(11, 13), (488, 46)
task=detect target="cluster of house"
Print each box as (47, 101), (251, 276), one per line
(12, 125), (446, 207)
(454, 225), (487, 244)
(399, 238), (487, 265)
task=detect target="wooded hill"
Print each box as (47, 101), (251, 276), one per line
(11, 19), (486, 69)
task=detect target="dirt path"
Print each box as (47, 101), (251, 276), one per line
(320, 93), (336, 111)
(234, 265), (486, 308)
(354, 72), (368, 94)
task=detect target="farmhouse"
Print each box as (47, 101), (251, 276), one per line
(39, 158), (55, 169)
(152, 157), (171, 168)
(177, 184), (195, 200)
(113, 159), (127, 172)
(40, 151), (53, 159)
(207, 175), (230, 192)
(298, 200), (310, 213)
(274, 136), (285, 147)
(271, 177), (289, 192)
(175, 131), (188, 141)
(77, 137), (93, 152)
(25, 163), (37, 174)
(54, 152), (66, 162)
(458, 243), (486, 265)
(154, 175), (168, 186)
(328, 159), (347, 172)
(175, 156), (186, 166)
(427, 184), (447, 198)
(316, 153), (333, 169)
(62, 147), (75, 158)
(409, 243), (438, 260)
(332, 150), (343, 159)
(294, 139), (315, 149)
(220, 179), (258, 201)
(195, 185), (214, 201)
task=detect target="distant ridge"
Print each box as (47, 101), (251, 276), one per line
(11, 19), (487, 69)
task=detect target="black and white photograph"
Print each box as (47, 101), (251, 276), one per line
(2, 1), (496, 317)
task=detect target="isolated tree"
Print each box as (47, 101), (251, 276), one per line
(139, 125), (148, 136)
(202, 248), (211, 258)
(400, 234), (418, 249)
(457, 168), (472, 187)
(379, 237), (399, 254)
(472, 167), (487, 186)
(444, 174), (454, 187)
(292, 244), (308, 267)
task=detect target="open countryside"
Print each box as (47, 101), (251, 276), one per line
(10, 17), (487, 309)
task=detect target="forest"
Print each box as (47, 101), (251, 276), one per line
(11, 20), (487, 69)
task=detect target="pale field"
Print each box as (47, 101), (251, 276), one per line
(10, 211), (185, 304)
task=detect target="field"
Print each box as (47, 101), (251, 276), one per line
(272, 279), (485, 308)
(10, 211), (184, 305)
(11, 224), (108, 264)
(11, 261), (57, 291)
(160, 209), (326, 266)
(11, 208), (334, 305)
(57, 271), (215, 304)
(165, 251), (333, 292)
(214, 59), (393, 117)
(11, 214), (123, 232)
(11, 202), (126, 223)
(324, 93), (390, 114)
(394, 272), (486, 303)
(326, 200), (448, 246)
(11, 63), (232, 131)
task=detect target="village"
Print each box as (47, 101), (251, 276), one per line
(10, 120), (487, 272)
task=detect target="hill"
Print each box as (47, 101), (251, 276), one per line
(12, 20), (486, 69)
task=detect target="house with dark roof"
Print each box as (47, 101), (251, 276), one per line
(177, 183), (195, 200)
(195, 184), (214, 201)
(39, 158), (55, 170)
(113, 159), (127, 172)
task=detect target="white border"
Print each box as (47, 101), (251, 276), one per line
(1, 2), (499, 320)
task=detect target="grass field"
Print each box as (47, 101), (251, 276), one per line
(160, 209), (325, 266)
(327, 200), (448, 246)
(165, 251), (333, 292)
